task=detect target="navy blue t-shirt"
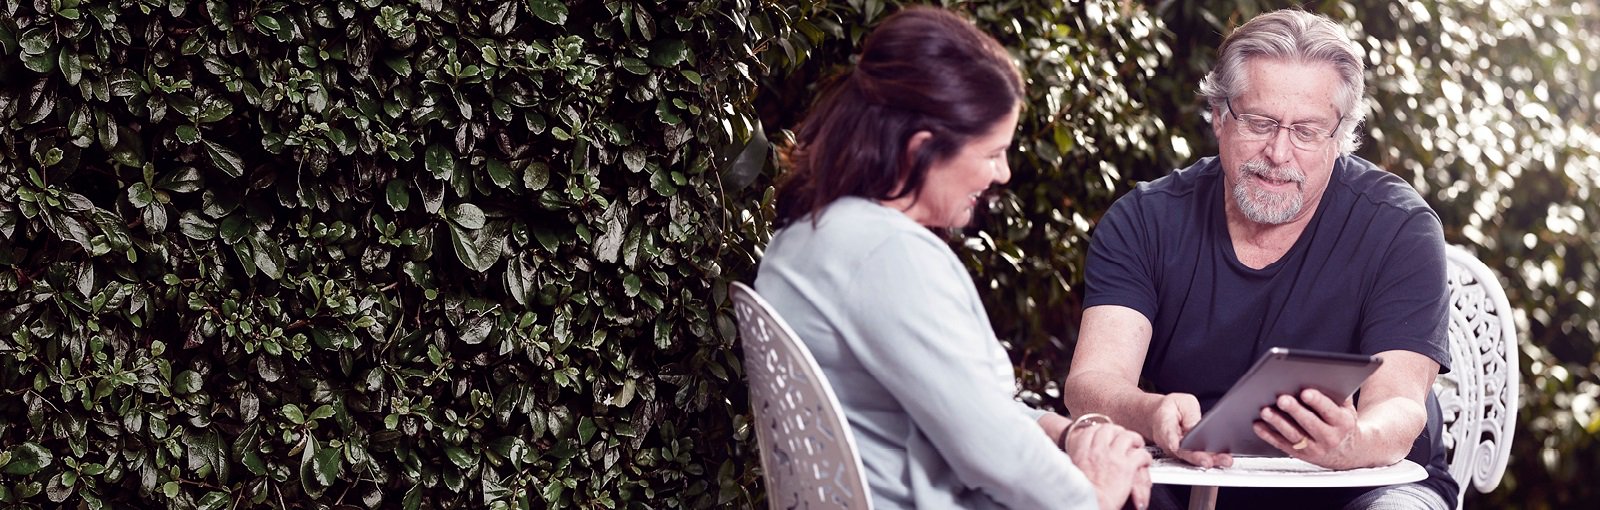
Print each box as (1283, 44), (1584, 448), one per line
(1085, 155), (1458, 508)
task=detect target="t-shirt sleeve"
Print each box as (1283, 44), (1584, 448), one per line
(840, 233), (1098, 510)
(1084, 192), (1159, 322)
(1360, 210), (1452, 373)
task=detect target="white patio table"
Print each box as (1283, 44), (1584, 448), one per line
(1149, 456), (1427, 510)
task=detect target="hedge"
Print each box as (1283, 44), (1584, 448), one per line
(3, 0), (1597, 508)
(0, 0), (780, 507)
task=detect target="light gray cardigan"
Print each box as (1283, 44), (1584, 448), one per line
(755, 197), (1098, 509)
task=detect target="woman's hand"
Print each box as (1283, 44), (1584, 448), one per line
(1063, 419), (1154, 510)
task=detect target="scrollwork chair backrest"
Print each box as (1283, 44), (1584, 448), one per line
(732, 282), (874, 509)
(1436, 245), (1520, 507)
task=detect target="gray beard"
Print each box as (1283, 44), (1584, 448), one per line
(1231, 160), (1304, 224)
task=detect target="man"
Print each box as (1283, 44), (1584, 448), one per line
(1061, 9), (1458, 510)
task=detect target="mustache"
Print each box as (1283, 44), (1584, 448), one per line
(1240, 160), (1305, 183)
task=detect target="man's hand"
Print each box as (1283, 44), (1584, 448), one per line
(1252, 388), (1363, 469)
(1149, 393), (1233, 468)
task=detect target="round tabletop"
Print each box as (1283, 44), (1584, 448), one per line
(1149, 457), (1428, 488)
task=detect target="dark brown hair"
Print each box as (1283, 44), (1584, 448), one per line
(774, 6), (1023, 228)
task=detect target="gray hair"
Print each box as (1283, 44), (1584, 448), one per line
(1198, 10), (1367, 154)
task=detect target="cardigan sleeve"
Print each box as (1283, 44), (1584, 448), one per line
(837, 231), (1100, 509)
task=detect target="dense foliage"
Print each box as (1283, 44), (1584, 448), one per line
(2, 0), (1594, 508)
(0, 0), (779, 507)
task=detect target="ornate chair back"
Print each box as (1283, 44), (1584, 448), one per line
(732, 282), (874, 509)
(1436, 245), (1520, 507)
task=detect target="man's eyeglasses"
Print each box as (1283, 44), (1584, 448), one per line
(1225, 98), (1342, 150)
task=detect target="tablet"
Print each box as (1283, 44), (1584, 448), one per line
(1178, 348), (1382, 456)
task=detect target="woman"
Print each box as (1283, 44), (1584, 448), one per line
(754, 6), (1152, 510)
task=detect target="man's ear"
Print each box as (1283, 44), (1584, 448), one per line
(1210, 104), (1225, 136)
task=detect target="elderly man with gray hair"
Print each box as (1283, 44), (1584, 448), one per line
(1062, 9), (1458, 509)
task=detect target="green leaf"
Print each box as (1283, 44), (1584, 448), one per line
(577, 416), (597, 443)
(448, 220), (507, 273)
(622, 150), (646, 173)
(199, 96), (234, 123)
(593, 202), (626, 263)
(623, 274), (642, 297)
(459, 314), (493, 345)
(59, 50), (83, 85)
(1, 442), (53, 475)
(300, 439), (342, 494)
(174, 370), (202, 394)
(176, 125), (200, 144)
(418, 174), (445, 214)
(23, 47), (58, 74)
(46, 470), (73, 502)
(527, 0), (568, 25)
(385, 56), (412, 76)
(485, 159), (514, 189)
(196, 492), (229, 510)
(218, 214), (249, 245)
(649, 169), (677, 197)
(724, 125), (769, 192)
(403, 484), (422, 510)
(444, 446), (476, 470)
(180, 211), (217, 240)
(308, 405), (335, 420)
(425, 144), (455, 180)
(620, 57), (648, 75)
(655, 100), (681, 126)
(162, 481), (179, 498)
(40, 208), (93, 250)
(504, 255), (537, 306)
(129, 182), (155, 208)
(648, 39), (689, 67)
(386, 178), (410, 211)
(156, 166), (205, 193)
(488, 1), (518, 36)
(282, 404), (305, 425)
(247, 232), (286, 280)
(523, 162), (549, 190)
(202, 140), (245, 178)
(448, 203), (485, 229)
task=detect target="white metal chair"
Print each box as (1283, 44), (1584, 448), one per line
(1436, 245), (1520, 507)
(732, 282), (874, 509)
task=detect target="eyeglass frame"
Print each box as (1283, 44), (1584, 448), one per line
(1223, 97), (1344, 150)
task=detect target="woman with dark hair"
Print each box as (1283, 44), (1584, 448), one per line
(755, 6), (1151, 509)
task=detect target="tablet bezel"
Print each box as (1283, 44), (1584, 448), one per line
(1177, 347), (1383, 457)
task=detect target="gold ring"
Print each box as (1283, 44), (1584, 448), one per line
(1291, 438), (1310, 451)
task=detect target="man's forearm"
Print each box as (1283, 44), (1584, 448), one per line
(1063, 372), (1163, 439)
(1350, 396), (1428, 466)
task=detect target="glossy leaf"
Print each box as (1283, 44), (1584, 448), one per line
(448, 203), (486, 229)
(528, 0), (568, 25)
(202, 139), (245, 178)
(1, 442), (53, 475)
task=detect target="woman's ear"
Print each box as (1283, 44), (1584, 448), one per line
(904, 130), (934, 168)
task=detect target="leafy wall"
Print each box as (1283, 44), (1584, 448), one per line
(0, 0), (776, 507)
(2, 0), (1596, 508)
